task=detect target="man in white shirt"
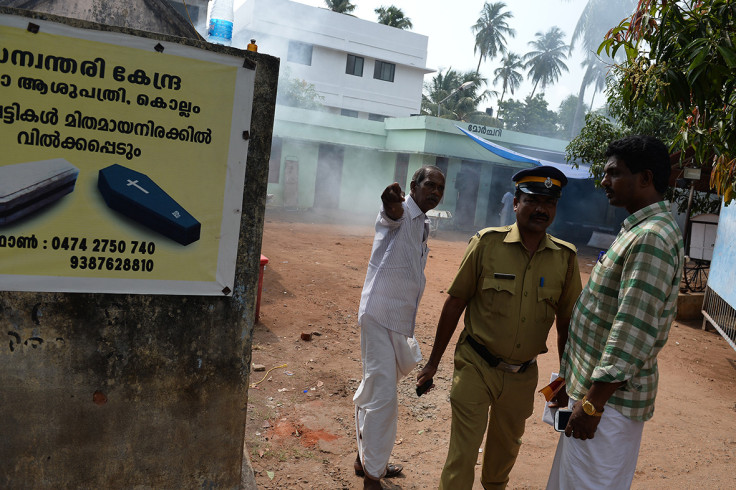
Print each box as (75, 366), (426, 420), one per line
(499, 190), (515, 226)
(353, 166), (445, 490)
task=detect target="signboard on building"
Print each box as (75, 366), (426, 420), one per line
(0, 13), (254, 295)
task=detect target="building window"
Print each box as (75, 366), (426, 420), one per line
(373, 60), (395, 82)
(268, 136), (282, 183)
(340, 109), (359, 118)
(346, 54), (364, 76)
(394, 154), (409, 188)
(287, 41), (313, 66)
(368, 113), (386, 122)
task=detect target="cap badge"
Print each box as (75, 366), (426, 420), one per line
(544, 177), (553, 188)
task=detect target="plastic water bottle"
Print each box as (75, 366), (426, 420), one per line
(208, 0), (234, 46)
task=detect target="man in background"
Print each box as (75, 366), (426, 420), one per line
(499, 189), (515, 226)
(417, 166), (582, 489)
(546, 135), (684, 489)
(354, 166), (445, 490)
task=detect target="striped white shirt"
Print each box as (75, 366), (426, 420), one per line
(358, 195), (430, 337)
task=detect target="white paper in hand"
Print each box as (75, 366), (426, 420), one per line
(542, 372), (559, 427)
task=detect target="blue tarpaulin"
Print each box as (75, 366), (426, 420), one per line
(457, 126), (591, 179)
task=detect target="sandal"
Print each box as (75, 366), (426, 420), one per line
(354, 456), (403, 478)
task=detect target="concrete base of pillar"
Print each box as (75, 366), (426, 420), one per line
(676, 291), (705, 321)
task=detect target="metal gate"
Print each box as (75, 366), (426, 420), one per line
(702, 286), (736, 352)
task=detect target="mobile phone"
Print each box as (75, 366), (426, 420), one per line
(416, 378), (433, 397)
(554, 408), (572, 432)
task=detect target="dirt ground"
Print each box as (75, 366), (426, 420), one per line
(245, 208), (736, 490)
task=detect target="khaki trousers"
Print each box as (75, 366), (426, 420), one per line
(439, 339), (538, 490)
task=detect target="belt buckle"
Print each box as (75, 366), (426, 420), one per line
(518, 358), (537, 373)
(498, 361), (521, 373)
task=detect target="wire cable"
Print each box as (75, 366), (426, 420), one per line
(250, 363), (288, 388)
(182, 0), (205, 41)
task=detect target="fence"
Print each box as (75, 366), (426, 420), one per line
(702, 286), (736, 352)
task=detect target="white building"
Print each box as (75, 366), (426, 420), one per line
(232, 0), (433, 119)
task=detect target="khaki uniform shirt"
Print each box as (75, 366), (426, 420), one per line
(447, 224), (582, 364)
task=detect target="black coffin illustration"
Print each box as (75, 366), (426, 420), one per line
(0, 158), (79, 226)
(98, 164), (200, 245)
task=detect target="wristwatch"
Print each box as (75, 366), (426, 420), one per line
(581, 395), (604, 417)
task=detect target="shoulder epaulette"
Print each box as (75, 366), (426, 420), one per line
(473, 226), (512, 239)
(548, 235), (577, 253)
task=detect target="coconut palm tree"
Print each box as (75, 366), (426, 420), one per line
(493, 52), (524, 108)
(422, 68), (464, 116)
(471, 2), (515, 75)
(375, 6), (413, 29)
(567, 53), (609, 138)
(452, 73), (496, 121)
(523, 27), (569, 97)
(565, 0), (637, 135)
(568, 0), (635, 55)
(324, 0), (356, 14)
(581, 54), (608, 109)
(422, 69), (494, 121)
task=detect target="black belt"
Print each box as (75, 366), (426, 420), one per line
(466, 334), (536, 374)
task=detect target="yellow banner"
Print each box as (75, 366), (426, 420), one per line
(0, 17), (252, 295)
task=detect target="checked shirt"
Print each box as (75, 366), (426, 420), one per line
(561, 201), (684, 421)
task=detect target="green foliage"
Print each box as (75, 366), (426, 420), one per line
(324, 0), (355, 13)
(567, 81), (715, 214)
(422, 69), (493, 121)
(375, 6), (413, 29)
(599, 0), (736, 204)
(567, 0), (636, 137)
(567, 69), (678, 174)
(523, 27), (570, 97)
(472, 2), (515, 74)
(493, 52), (524, 106)
(570, 0), (637, 53)
(565, 112), (623, 183)
(466, 112), (503, 127)
(580, 54), (608, 109)
(499, 94), (558, 137)
(605, 67), (679, 141)
(276, 67), (325, 110)
(669, 187), (722, 215)
(557, 95), (588, 136)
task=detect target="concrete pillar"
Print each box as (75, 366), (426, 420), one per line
(0, 4), (279, 487)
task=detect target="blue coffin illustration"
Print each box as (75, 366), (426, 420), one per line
(98, 164), (200, 245)
(0, 158), (79, 226)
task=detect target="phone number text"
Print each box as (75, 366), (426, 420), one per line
(0, 234), (157, 254)
(70, 256), (154, 272)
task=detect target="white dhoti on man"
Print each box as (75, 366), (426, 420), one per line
(546, 404), (644, 490)
(353, 317), (422, 479)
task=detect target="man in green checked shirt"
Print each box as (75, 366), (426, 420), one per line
(546, 135), (685, 490)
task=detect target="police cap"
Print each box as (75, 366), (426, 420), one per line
(512, 166), (568, 198)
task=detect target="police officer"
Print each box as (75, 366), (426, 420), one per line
(417, 165), (583, 489)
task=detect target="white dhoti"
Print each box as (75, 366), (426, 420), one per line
(546, 404), (644, 490)
(353, 318), (422, 479)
